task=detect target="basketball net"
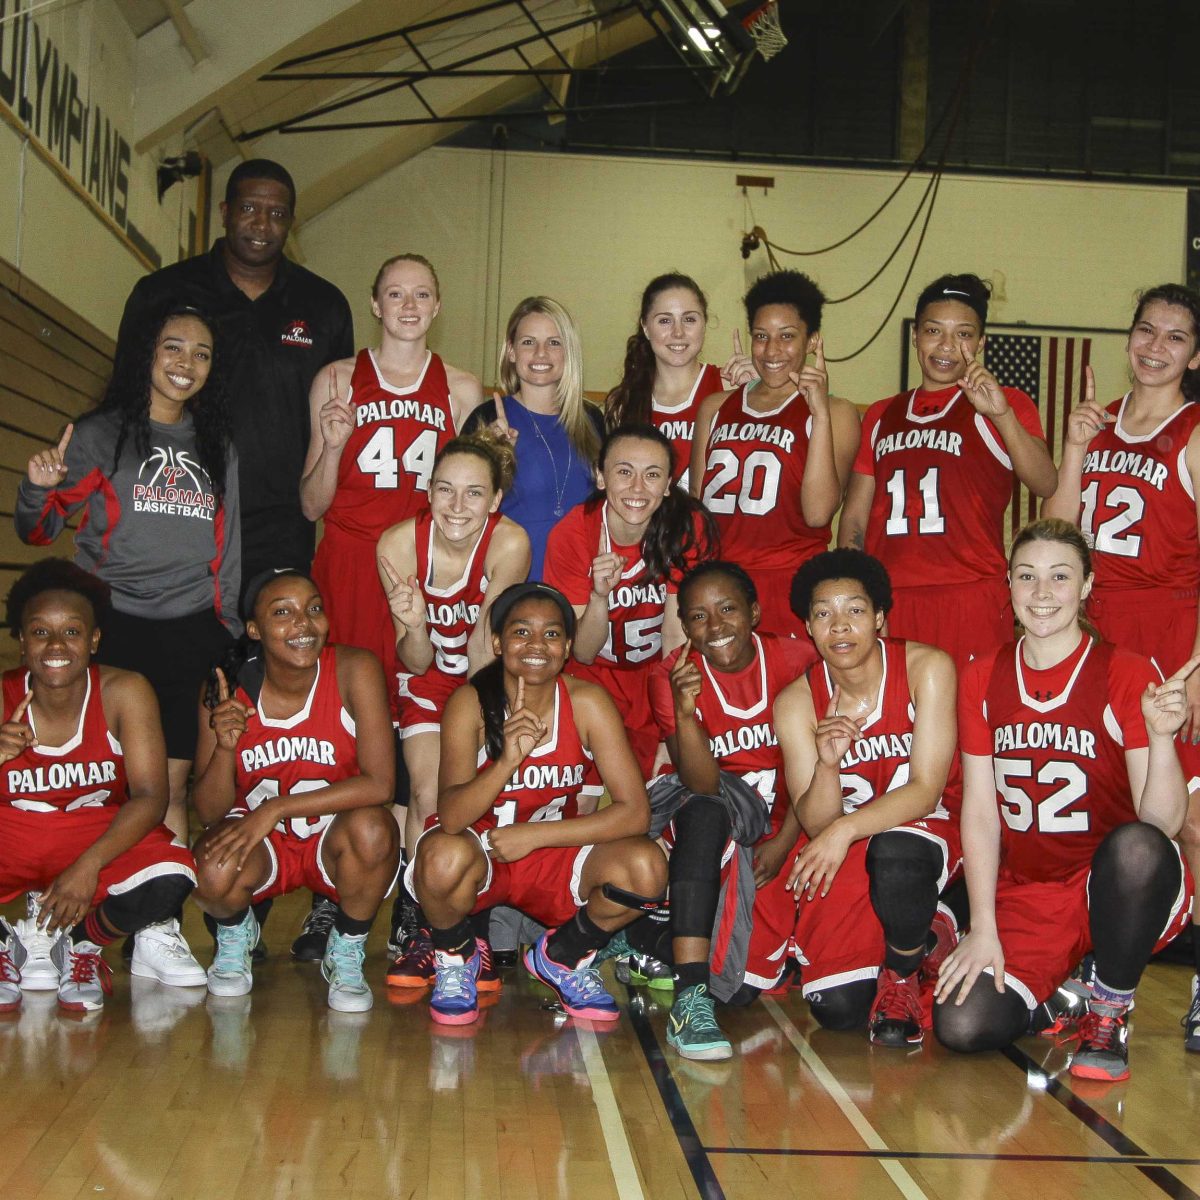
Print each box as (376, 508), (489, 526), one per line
(743, 0), (787, 60)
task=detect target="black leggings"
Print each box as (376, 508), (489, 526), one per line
(935, 822), (1182, 1053)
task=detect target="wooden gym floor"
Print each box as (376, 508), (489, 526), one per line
(3, 891), (1198, 1200)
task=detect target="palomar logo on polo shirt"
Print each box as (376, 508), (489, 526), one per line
(281, 319), (314, 347)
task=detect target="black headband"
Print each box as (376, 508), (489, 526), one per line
(241, 567), (314, 623)
(488, 582), (576, 638)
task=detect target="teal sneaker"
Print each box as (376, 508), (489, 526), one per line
(207, 910), (259, 998)
(322, 928), (372, 1012)
(667, 984), (732, 1061)
(592, 929), (633, 965)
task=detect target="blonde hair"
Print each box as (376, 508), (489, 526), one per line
(372, 253), (440, 301)
(499, 296), (600, 467)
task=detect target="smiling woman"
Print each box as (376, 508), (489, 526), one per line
(15, 301), (240, 836)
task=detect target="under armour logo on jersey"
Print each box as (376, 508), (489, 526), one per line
(1030, 688), (1055, 702)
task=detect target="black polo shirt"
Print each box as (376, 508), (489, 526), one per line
(116, 240), (354, 578)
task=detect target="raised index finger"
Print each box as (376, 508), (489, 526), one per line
(215, 668), (230, 704)
(11, 688), (34, 722)
(1168, 653), (1200, 683)
(494, 391), (508, 428)
(56, 424), (74, 457)
(377, 554), (401, 588)
(1083, 364), (1095, 406)
(812, 333), (825, 369)
(825, 684), (840, 720)
(733, 329), (743, 356)
(328, 364), (340, 401)
(514, 676), (525, 712)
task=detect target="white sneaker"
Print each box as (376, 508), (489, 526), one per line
(131, 919), (207, 987)
(0, 918), (27, 1011)
(18, 895), (59, 991)
(322, 928), (373, 1013)
(50, 935), (112, 1012)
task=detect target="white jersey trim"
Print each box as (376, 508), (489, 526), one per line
(25, 668), (89, 756)
(362, 348), (432, 397)
(257, 659), (320, 729)
(1112, 391), (1186, 444)
(652, 363), (711, 415)
(423, 514), (491, 597)
(974, 412), (1013, 468)
(821, 641), (888, 731)
(903, 388), (961, 425)
(1014, 636), (1092, 714)
(699, 634), (769, 720)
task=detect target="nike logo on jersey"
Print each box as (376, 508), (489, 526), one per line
(241, 736), (338, 772)
(355, 399), (449, 429)
(993, 722), (1096, 757)
(8, 760), (118, 793)
(710, 422), (796, 453)
(873, 428), (964, 459)
(1081, 449), (1168, 491)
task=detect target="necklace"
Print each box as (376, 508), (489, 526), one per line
(526, 406), (568, 518)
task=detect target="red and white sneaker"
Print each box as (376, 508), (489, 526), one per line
(0, 918), (27, 1012)
(869, 968), (924, 1047)
(918, 907), (958, 1029)
(51, 936), (113, 1013)
(1070, 1004), (1130, 1082)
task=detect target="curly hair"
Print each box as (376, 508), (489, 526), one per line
(6, 558), (111, 635)
(433, 429), (518, 495)
(677, 560), (758, 613)
(97, 303), (232, 498)
(790, 548), (893, 620)
(606, 273), (709, 431)
(744, 270), (825, 333)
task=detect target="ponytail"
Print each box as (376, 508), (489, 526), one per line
(470, 659), (508, 763)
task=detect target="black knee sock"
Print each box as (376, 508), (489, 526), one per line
(546, 908), (609, 966)
(469, 908), (492, 942)
(431, 919), (473, 959)
(1089, 823), (1182, 992)
(676, 961), (708, 991)
(668, 798), (732, 941)
(866, 830), (942, 971)
(809, 979), (877, 1031)
(627, 910), (673, 962)
(934, 980), (1029, 1053)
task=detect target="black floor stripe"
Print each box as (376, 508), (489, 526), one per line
(1002, 1044), (1200, 1200)
(625, 994), (726, 1200)
(702, 1146), (1200, 1166)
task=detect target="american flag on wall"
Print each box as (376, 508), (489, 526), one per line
(983, 332), (1092, 544)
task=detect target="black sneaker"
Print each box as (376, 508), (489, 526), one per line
(291, 896), (337, 962)
(1183, 974), (1200, 1053)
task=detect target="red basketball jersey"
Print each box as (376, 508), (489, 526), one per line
(324, 349), (456, 539)
(1080, 394), (1200, 592)
(649, 634), (816, 833)
(1, 667), (127, 812)
(700, 385), (830, 572)
(959, 637), (1156, 883)
(400, 509), (499, 708)
(854, 385), (1045, 587)
(232, 646), (360, 841)
(653, 363), (725, 482)
(806, 638), (961, 818)
(545, 499), (680, 671)
(473, 679), (593, 834)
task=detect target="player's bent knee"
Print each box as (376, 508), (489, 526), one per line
(414, 830), (480, 893)
(932, 982), (1027, 1053)
(610, 838), (668, 898)
(331, 806), (401, 867)
(808, 979), (875, 1031)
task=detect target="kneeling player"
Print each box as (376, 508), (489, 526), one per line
(775, 549), (961, 1046)
(622, 562), (815, 1060)
(192, 570), (399, 1012)
(0, 560), (196, 1012)
(412, 582), (667, 1026)
(935, 519), (1195, 1081)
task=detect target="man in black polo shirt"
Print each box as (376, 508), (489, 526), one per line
(117, 159), (354, 581)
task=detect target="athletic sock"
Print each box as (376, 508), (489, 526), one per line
(1091, 975), (1135, 1012)
(73, 911), (116, 946)
(333, 909), (373, 938)
(431, 919), (473, 960)
(676, 961), (708, 991)
(546, 908), (609, 966)
(215, 908), (252, 927)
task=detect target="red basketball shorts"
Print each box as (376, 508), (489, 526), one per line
(886, 578), (1013, 672)
(0, 805), (195, 904)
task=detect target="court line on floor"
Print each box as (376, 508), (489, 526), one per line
(575, 1022), (648, 1200)
(1001, 1044), (1200, 1200)
(624, 993), (727, 1200)
(702, 1147), (1200, 1165)
(763, 998), (931, 1200)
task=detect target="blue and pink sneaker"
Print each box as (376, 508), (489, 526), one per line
(524, 932), (620, 1022)
(430, 946), (482, 1026)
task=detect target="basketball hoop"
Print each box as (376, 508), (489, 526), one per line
(742, 0), (787, 61)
